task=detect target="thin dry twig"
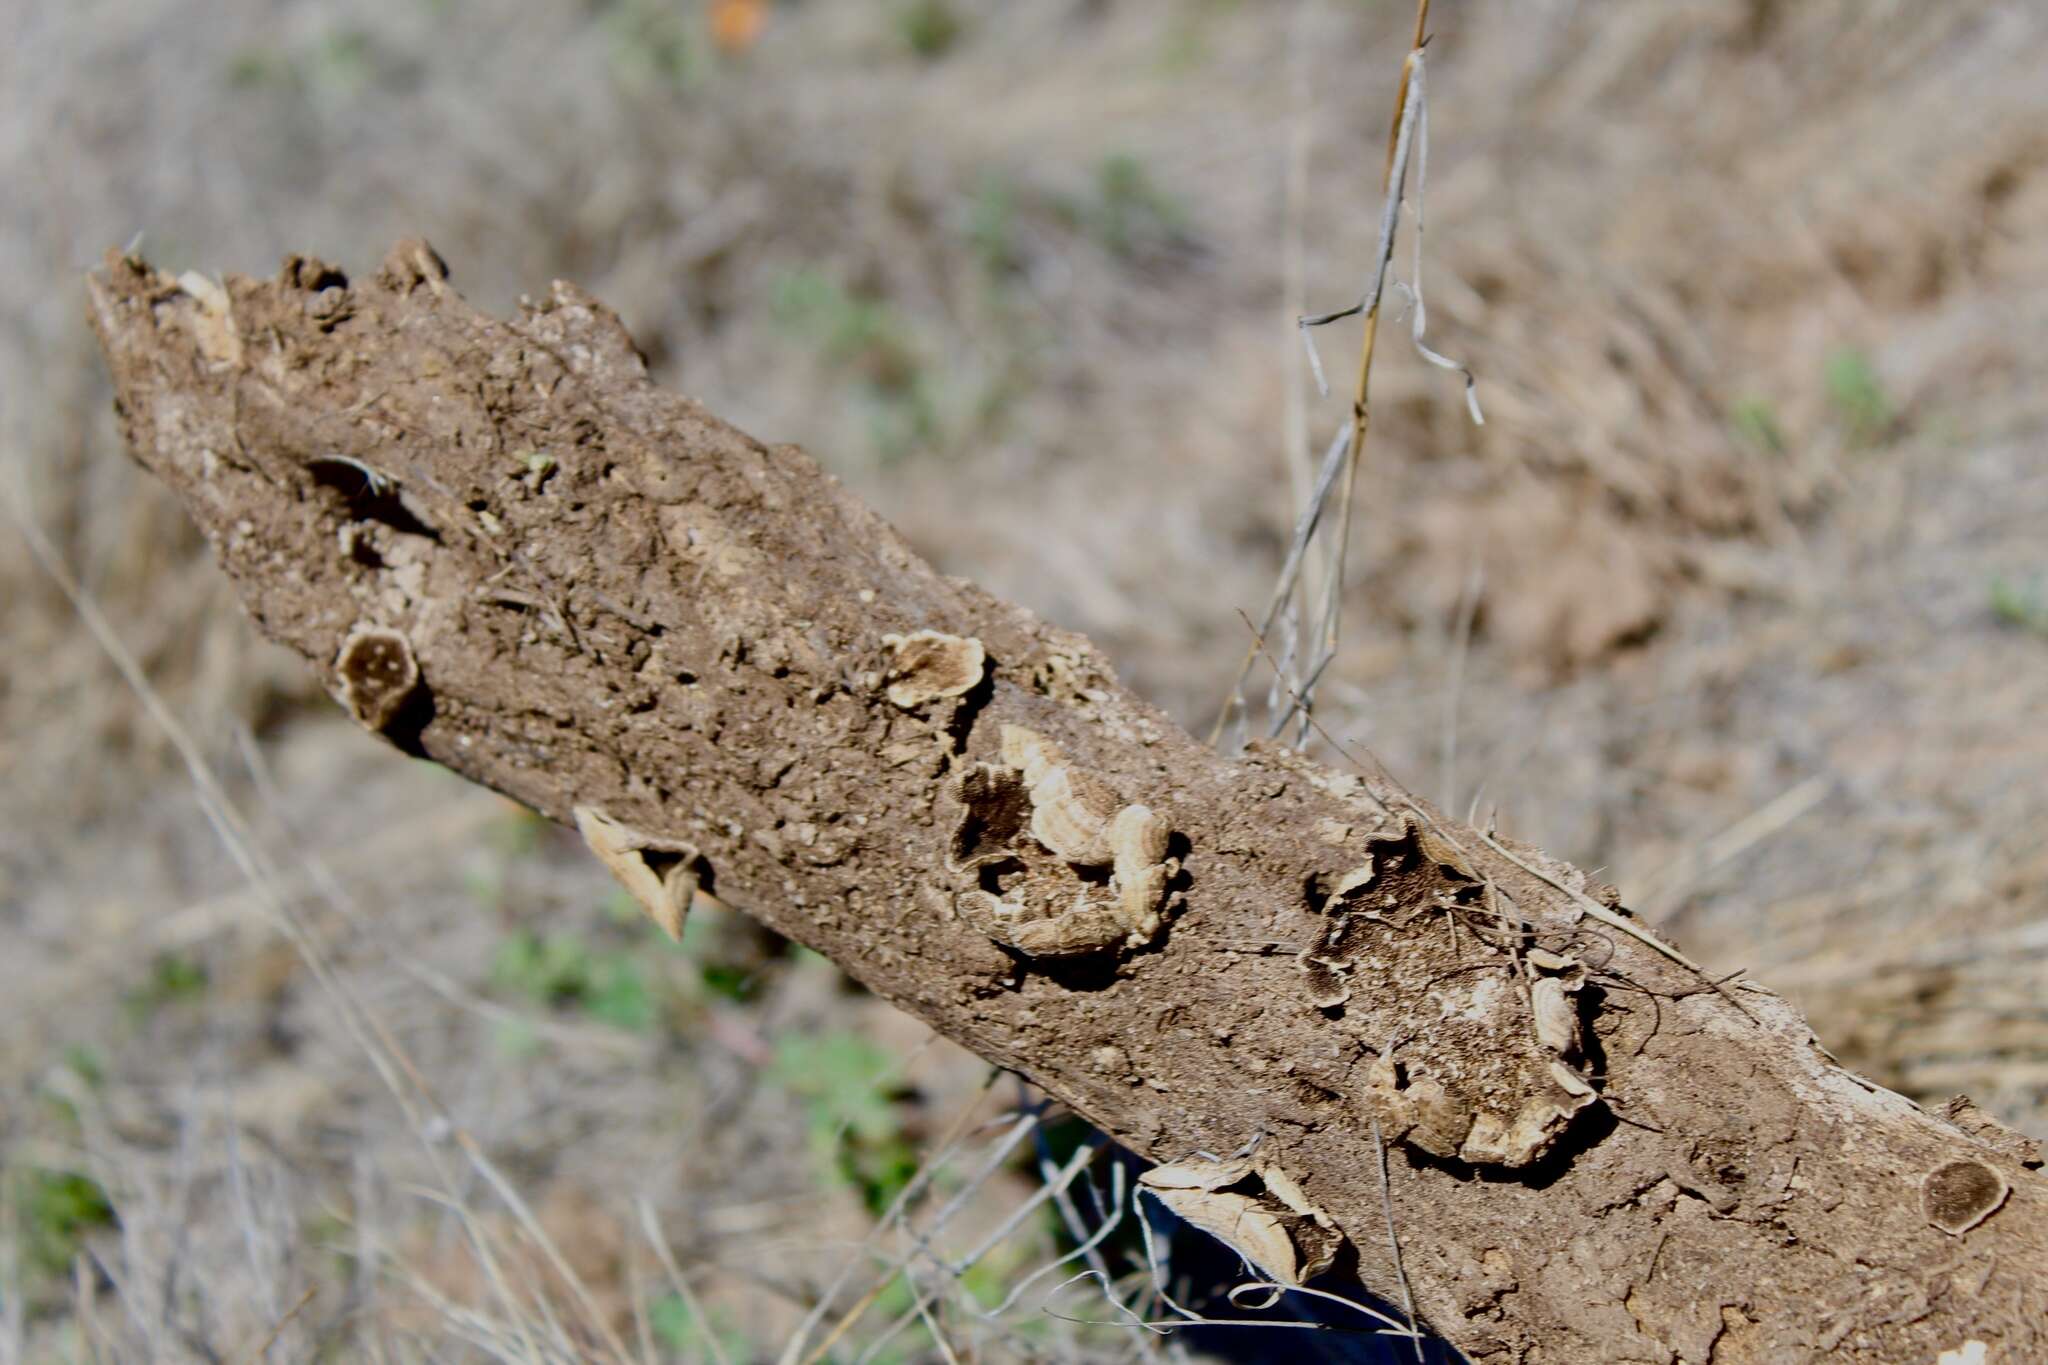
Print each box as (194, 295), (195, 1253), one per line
(1470, 828), (1759, 1023)
(1372, 1118), (1425, 1365)
(238, 1285), (317, 1365)
(1215, 0), (1466, 748)
(781, 1075), (1004, 1365)
(1634, 774), (1833, 919)
(1439, 554), (1484, 812)
(637, 1199), (733, 1365)
(1302, 0), (1436, 731)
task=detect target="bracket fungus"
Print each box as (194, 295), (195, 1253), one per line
(1298, 816), (1602, 1168)
(335, 624), (420, 731)
(881, 630), (986, 708)
(1139, 1157), (1345, 1287)
(1923, 1159), (2010, 1236)
(574, 806), (704, 941)
(945, 726), (1178, 957)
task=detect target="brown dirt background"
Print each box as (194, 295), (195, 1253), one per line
(4, 1), (2045, 1359)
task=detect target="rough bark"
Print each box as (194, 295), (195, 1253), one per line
(88, 242), (2046, 1363)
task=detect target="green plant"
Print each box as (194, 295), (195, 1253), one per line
(224, 25), (391, 95)
(313, 27), (376, 91)
(13, 1168), (116, 1279)
(490, 931), (657, 1032)
(224, 47), (289, 89)
(773, 270), (914, 379)
(768, 1032), (918, 1214)
(58, 1044), (106, 1089)
(1824, 346), (1891, 447)
(1084, 153), (1192, 261)
(772, 268), (937, 460)
(1730, 396), (1785, 455)
(1990, 575), (2048, 635)
(37, 1045), (108, 1129)
(694, 960), (759, 1003)
(896, 0), (963, 59)
(1158, 0), (1240, 71)
(492, 1016), (542, 1059)
(966, 173), (1023, 277)
(484, 805), (549, 858)
(597, 0), (701, 89)
(124, 951), (210, 1021)
(303, 1209), (359, 1280)
(649, 1293), (755, 1359)
(461, 854), (508, 911)
(651, 895), (770, 1002)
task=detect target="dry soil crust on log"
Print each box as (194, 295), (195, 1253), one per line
(90, 242), (2046, 1363)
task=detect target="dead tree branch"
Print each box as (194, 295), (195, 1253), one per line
(88, 243), (2046, 1363)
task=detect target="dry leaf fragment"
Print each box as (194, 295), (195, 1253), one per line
(574, 806), (701, 940)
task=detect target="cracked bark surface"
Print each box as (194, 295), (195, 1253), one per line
(89, 242), (2046, 1363)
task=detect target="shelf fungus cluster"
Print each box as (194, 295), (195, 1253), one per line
(1305, 815), (1602, 1168)
(1138, 1157), (1344, 1288)
(946, 724), (1177, 958)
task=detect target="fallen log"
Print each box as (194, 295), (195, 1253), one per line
(89, 241), (2046, 1362)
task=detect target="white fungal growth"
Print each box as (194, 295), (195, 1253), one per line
(881, 630), (986, 708)
(950, 726), (1178, 956)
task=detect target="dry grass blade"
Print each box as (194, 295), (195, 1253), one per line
(853, 1133), (1127, 1363)
(1303, 30), (1429, 721)
(779, 1075), (1004, 1365)
(1635, 775), (1834, 920)
(637, 1199), (732, 1365)
(236, 1284), (316, 1364)
(1208, 424), (1353, 745)
(1219, 0), (1486, 748)
(1439, 556), (1484, 812)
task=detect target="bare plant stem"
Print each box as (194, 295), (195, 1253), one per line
(1211, 0), (1433, 746)
(1316, 0), (1432, 690)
